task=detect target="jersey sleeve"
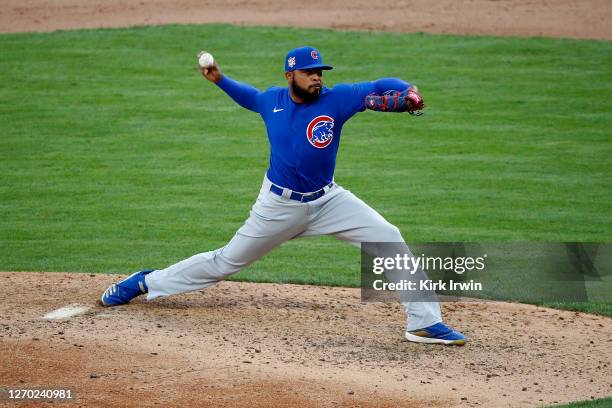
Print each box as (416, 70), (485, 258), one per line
(215, 75), (264, 113)
(371, 78), (411, 95)
(335, 78), (412, 120)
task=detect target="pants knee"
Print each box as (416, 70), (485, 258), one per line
(214, 250), (251, 277)
(377, 223), (403, 242)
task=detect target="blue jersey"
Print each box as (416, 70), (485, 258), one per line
(216, 76), (410, 193)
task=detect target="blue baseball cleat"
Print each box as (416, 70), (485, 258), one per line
(405, 322), (468, 346)
(100, 269), (154, 307)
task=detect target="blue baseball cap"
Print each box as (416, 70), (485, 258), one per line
(284, 46), (333, 72)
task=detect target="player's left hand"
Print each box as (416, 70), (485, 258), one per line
(404, 86), (425, 115)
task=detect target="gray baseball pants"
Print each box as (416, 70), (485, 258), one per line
(145, 175), (442, 331)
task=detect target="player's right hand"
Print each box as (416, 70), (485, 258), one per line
(198, 53), (222, 83)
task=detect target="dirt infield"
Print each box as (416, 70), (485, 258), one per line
(1, 0), (611, 39)
(1, 272), (611, 407)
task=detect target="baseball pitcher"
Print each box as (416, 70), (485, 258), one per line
(100, 46), (467, 345)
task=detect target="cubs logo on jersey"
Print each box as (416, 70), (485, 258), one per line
(306, 115), (334, 149)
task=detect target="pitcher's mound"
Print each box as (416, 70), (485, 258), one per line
(1, 272), (610, 407)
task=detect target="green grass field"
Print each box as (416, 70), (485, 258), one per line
(549, 398), (612, 408)
(1, 25), (610, 310)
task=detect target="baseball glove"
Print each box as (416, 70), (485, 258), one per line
(404, 88), (425, 116)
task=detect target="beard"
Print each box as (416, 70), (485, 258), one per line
(291, 80), (321, 103)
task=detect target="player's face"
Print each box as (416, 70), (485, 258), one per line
(287, 69), (324, 103)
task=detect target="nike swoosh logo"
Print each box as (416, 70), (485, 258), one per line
(273, 107), (284, 113)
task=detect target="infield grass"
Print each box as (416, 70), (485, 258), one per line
(1, 25), (610, 314)
(546, 398), (612, 408)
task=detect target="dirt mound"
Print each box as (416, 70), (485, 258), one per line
(1, 272), (610, 407)
(1, 0), (611, 39)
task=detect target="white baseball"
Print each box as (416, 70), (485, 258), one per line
(198, 52), (214, 68)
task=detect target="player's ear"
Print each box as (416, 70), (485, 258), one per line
(285, 71), (293, 82)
